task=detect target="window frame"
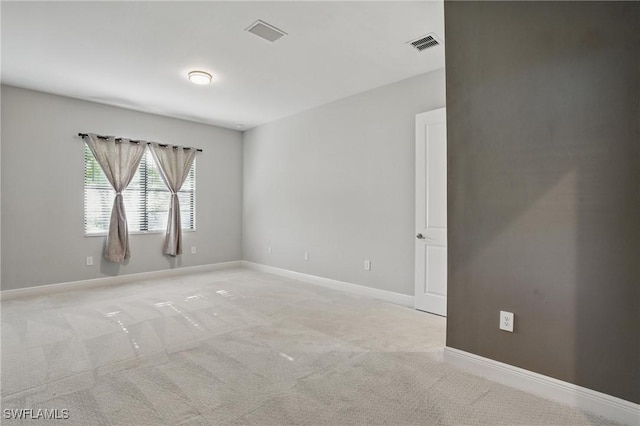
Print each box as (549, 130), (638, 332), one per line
(84, 144), (196, 236)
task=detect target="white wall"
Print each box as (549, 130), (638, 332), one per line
(243, 69), (446, 296)
(1, 85), (243, 290)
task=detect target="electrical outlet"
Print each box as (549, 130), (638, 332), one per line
(86, 256), (94, 266)
(191, 246), (196, 255)
(364, 260), (371, 271)
(268, 246), (272, 254)
(500, 311), (514, 332)
(304, 251), (309, 261)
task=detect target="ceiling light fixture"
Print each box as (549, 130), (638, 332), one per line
(188, 71), (212, 85)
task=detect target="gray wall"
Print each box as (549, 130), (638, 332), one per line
(1, 85), (243, 290)
(445, 2), (639, 403)
(243, 70), (446, 296)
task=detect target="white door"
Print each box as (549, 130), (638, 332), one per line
(415, 108), (447, 316)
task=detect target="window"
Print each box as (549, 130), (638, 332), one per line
(84, 144), (195, 235)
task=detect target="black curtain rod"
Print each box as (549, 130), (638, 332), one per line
(78, 133), (203, 152)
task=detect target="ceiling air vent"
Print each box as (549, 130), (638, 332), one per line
(408, 33), (441, 52)
(245, 20), (287, 43)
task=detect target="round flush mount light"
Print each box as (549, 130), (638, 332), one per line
(188, 71), (212, 85)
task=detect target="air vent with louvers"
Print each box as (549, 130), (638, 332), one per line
(408, 34), (441, 52)
(245, 20), (287, 43)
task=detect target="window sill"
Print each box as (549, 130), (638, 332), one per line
(85, 229), (196, 237)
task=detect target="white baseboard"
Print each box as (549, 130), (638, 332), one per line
(0, 261), (244, 301)
(241, 261), (414, 307)
(444, 347), (640, 426)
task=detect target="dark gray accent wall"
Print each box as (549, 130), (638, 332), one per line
(445, 2), (639, 403)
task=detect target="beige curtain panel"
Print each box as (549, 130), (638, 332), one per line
(84, 134), (146, 263)
(149, 142), (198, 256)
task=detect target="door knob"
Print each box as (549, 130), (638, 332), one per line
(416, 233), (426, 239)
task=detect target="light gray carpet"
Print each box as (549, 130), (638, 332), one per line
(1, 268), (619, 425)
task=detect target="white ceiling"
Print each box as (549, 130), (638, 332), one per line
(1, 1), (445, 130)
